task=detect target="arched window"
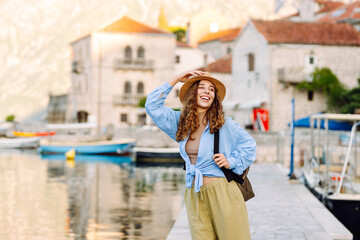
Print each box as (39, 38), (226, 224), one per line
(124, 81), (131, 94)
(125, 46), (132, 59)
(137, 82), (144, 94)
(248, 53), (255, 72)
(137, 47), (145, 59)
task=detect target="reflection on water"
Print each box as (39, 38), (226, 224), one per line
(0, 150), (186, 240)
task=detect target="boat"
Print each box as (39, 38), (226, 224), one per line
(0, 121), (13, 137)
(302, 113), (360, 239)
(13, 131), (56, 137)
(0, 137), (40, 149)
(41, 154), (133, 165)
(39, 139), (136, 155)
(134, 147), (183, 164)
(134, 147), (181, 158)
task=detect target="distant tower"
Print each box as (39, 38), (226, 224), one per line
(158, 6), (169, 31)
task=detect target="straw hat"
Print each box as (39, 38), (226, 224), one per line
(179, 74), (226, 104)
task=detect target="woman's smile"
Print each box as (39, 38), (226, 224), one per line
(197, 80), (215, 111)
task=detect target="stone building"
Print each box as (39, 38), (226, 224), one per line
(197, 28), (241, 60)
(68, 16), (213, 129)
(232, 19), (360, 131)
(47, 94), (68, 123)
(68, 16), (176, 128)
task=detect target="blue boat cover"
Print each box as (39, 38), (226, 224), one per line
(291, 115), (353, 131)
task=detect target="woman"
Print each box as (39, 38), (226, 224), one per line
(145, 70), (256, 240)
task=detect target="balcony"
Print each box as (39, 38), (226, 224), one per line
(113, 94), (146, 106)
(114, 58), (154, 70)
(277, 67), (310, 84)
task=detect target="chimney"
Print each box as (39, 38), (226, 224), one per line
(299, 0), (316, 22)
(186, 22), (191, 45)
(203, 54), (208, 68)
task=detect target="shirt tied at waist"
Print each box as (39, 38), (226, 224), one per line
(186, 165), (203, 193)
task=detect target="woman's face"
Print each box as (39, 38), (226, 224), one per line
(197, 80), (215, 112)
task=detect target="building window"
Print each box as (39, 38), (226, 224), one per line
(306, 54), (316, 67)
(137, 82), (144, 94)
(120, 113), (128, 123)
(77, 111), (89, 123)
(125, 46), (132, 59)
(138, 114), (146, 126)
(248, 53), (255, 72)
(308, 90), (314, 101)
(137, 47), (145, 59)
(175, 55), (180, 63)
(309, 56), (314, 64)
(124, 81), (131, 94)
(227, 47), (232, 54)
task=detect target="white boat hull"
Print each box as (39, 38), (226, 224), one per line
(0, 137), (40, 149)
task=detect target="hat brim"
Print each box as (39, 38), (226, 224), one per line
(179, 75), (226, 104)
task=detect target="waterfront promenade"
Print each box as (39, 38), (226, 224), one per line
(166, 163), (352, 240)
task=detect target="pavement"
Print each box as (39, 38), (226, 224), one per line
(166, 163), (353, 240)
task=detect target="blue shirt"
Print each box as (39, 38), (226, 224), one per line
(145, 82), (256, 192)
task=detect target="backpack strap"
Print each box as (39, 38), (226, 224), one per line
(214, 129), (245, 185)
(182, 129), (248, 186)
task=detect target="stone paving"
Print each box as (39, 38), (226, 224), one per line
(166, 163), (352, 240)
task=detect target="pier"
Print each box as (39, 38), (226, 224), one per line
(166, 163), (353, 240)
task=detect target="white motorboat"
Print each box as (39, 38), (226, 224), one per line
(303, 113), (360, 239)
(0, 137), (40, 149)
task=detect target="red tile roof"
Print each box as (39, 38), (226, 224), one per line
(199, 54), (232, 73)
(198, 28), (241, 44)
(252, 19), (360, 46)
(283, 1), (344, 19)
(316, 1), (345, 14)
(99, 16), (168, 34)
(318, 1), (360, 22)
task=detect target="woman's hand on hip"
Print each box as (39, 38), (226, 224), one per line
(168, 70), (207, 86)
(213, 153), (230, 169)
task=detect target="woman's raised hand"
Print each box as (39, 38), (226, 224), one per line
(168, 70), (207, 86)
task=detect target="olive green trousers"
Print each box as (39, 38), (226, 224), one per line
(184, 178), (251, 240)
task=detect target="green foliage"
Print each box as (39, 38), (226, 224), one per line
(297, 68), (360, 113)
(169, 26), (187, 43)
(339, 83), (360, 114)
(138, 96), (147, 108)
(5, 115), (15, 122)
(297, 68), (346, 111)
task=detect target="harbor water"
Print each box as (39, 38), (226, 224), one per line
(0, 150), (186, 240)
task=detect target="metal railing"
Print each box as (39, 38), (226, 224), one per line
(278, 67), (309, 83)
(336, 121), (360, 194)
(113, 94), (146, 105)
(113, 58), (154, 70)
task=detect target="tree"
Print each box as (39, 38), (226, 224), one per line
(169, 26), (187, 43)
(339, 78), (360, 114)
(297, 67), (347, 111)
(138, 96), (147, 108)
(6, 115), (15, 122)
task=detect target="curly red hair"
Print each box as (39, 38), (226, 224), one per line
(176, 81), (225, 142)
